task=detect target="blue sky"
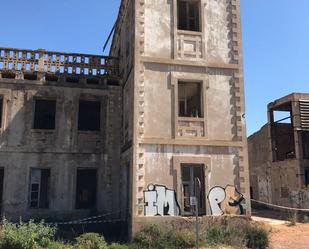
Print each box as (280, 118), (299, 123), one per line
(1, 0), (308, 135)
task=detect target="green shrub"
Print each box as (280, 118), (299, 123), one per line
(75, 233), (108, 249)
(165, 229), (196, 249)
(205, 225), (244, 247)
(245, 226), (269, 249)
(133, 224), (165, 249)
(47, 241), (72, 249)
(109, 243), (133, 249)
(0, 220), (56, 249)
(133, 224), (197, 249)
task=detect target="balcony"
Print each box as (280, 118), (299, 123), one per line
(0, 47), (119, 86)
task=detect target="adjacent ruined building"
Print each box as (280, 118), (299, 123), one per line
(0, 0), (250, 235)
(249, 93), (309, 209)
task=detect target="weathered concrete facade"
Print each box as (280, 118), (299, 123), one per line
(249, 93), (309, 209)
(0, 0), (250, 235)
(110, 0), (250, 234)
(0, 49), (124, 220)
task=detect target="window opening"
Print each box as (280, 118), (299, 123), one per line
(78, 100), (101, 131)
(29, 169), (50, 209)
(76, 169), (97, 209)
(178, 81), (202, 118)
(177, 0), (200, 31)
(33, 99), (56, 130)
(181, 164), (205, 215)
(302, 131), (309, 159)
(270, 103), (295, 161)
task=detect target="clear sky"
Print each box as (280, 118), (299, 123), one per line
(1, 0), (308, 135)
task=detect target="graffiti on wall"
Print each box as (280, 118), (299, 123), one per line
(144, 184), (180, 216)
(208, 185), (245, 216)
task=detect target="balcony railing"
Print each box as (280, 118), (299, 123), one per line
(0, 47), (119, 84)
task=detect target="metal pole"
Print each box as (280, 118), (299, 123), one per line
(195, 178), (201, 249)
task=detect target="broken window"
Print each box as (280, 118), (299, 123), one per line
(0, 97), (3, 128)
(76, 169), (97, 209)
(178, 81), (202, 118)
(29, 169), (50, 209)
(305, 169), (309, 187)
(177, 0), (200, 32)
(270, 103), (295, 161)
(181, 164), (205, 215)
(78, 100), (101, 131)
(33, 99), (56, 130)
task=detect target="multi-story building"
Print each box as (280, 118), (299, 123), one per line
(249, 93), (309, 209)
(0, 0), (250, 236)
(110, 0), (250, 234)
(0, 48), (122, 220)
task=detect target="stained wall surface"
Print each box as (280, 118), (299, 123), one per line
(0, 79), (122, 220)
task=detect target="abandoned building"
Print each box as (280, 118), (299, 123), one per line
(249, 93), (309, 209)
(0, 0), (250, 235)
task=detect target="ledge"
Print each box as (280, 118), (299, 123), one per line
(140, 56), (238, 70)
(140, 137), (243, 147)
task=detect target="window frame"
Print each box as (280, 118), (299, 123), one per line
(181, 163), (206, 215)
(28, 168), (51, 209)
(177, 0), (201, 32)
(172, 73), (208, 138)
(178, 80), (203, 118)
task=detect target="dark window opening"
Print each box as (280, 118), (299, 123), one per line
(33, 99), (56, 130)
(178, 81), (202, 118)
(29, 169), (50, 209)
(0, 97), (3, 128)
(181, 164), (205, 215)
(305, 169), (309, 187)
(270, 104), (295, 161)
(78, 100), (101, 131)
(76, 169), (97, 209)
(177, 0), (200, 31)
(302, 131), (309, 159)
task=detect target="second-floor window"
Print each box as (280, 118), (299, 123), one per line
(177, 0), (200, 32)
(33, 99), (56, 130)
(78, 100), (101, 131)
(178, 81), (202, 118)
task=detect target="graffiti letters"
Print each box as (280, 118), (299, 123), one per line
(144, 184), (180, 216)
(208, 185), (245, 215)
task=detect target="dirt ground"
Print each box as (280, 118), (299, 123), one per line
(270, 223), (309, 249)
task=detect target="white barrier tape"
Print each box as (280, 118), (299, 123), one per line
(47, 218), (127, 226)
(251, 199), (309, 212)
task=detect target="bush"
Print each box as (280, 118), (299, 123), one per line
(133, 224), (196, 249)
(245, 226), (269, 249)
(75, 233), (108, 249)
(133, 224), (164, 249)
(205, 225), (244, 247)
(47, 241), (72, 249)
(165, 229), (196, 249)
(109, 243), (133, 249)
(0, 220), (56, 249)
